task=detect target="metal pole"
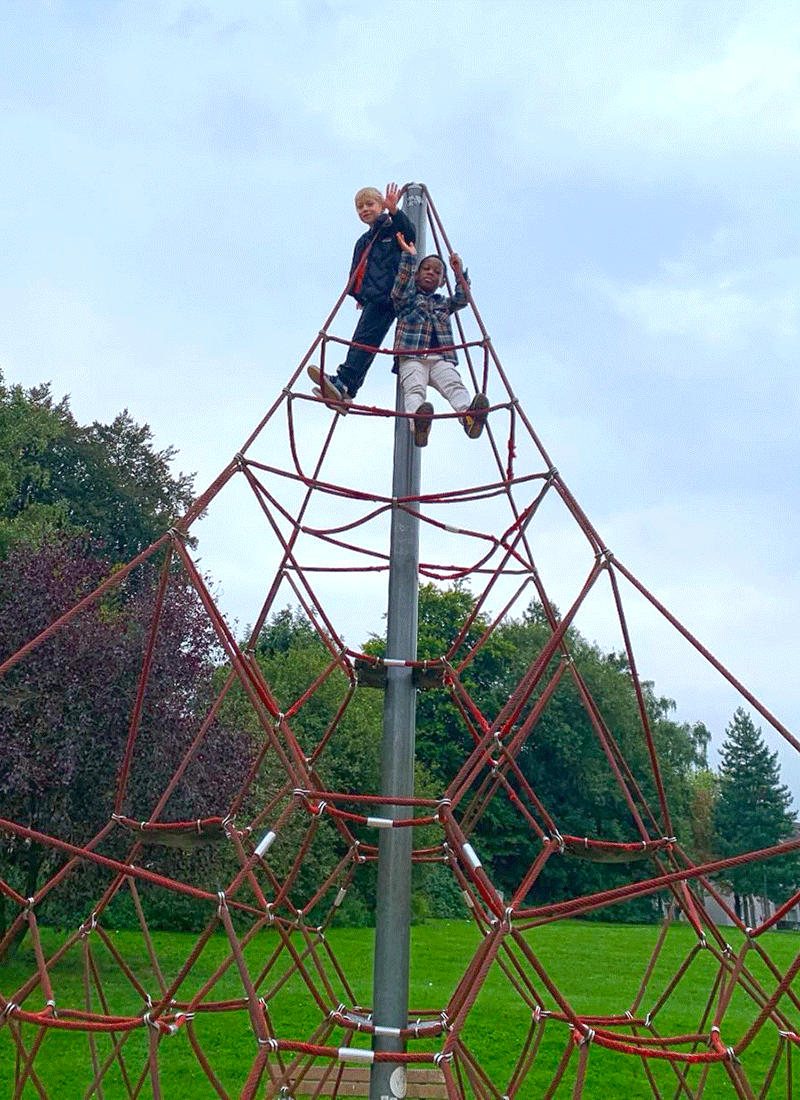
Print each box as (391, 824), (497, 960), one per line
(369, 184), (426, 1100)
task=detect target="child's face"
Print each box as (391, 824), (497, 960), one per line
(356, 195), (384, 225)
(416, 257), (445, 293)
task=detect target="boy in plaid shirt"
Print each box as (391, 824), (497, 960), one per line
(391, 234), (488, 447)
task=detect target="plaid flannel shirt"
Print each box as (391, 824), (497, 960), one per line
(391, 252), (469, 364)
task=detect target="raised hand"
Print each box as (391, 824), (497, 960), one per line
(396, 232), (417, 256)
(384, 181), (400, 214)
(449, 253), (462, 271)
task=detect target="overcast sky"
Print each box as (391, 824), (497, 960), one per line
(2, 1), (798, 803)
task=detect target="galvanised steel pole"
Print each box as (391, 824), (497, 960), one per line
(369, 184), (426, 1100)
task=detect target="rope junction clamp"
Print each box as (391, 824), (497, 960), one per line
(463, 843), (482, 871)
(79, 912), (98, 938)
(338, 1047), (374, 1064)
(255, 830), (277, 858)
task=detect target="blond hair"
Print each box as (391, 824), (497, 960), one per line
(354, 187), (383, 206)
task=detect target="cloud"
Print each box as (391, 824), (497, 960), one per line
(595, 276), (798, 344)
(167, 5), (213, 36)
(1, 0), (798, 802)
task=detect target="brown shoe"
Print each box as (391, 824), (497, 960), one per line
(413, 402), (434, 447)
(462, 393), (489, 439)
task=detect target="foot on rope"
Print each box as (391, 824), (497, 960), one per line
(413, 401), (434, 448)
(462, 392), (489, 439)
(307, 364), (351, 413)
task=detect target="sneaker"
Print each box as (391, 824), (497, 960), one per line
(307, 365), (350, 411)
(413, 402), (434, 448)
(312, 385), (352, 414)
(462, 393), (489, 439)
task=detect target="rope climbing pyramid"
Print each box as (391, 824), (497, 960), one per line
(2, 184), (799, 1099)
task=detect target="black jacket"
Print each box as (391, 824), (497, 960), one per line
(349, 209), (416, 304)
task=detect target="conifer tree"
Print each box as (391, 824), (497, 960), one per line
(714, 708), (799, 917)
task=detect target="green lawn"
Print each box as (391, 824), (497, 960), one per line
(2, 919), (798, 1098)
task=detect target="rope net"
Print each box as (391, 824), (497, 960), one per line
(2, 184), (799, 1099)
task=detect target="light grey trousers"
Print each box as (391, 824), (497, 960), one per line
(398, 356), (470, 427)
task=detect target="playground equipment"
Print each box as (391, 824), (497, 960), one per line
(2, 185), (799, 1099)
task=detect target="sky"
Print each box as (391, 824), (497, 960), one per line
(1, 0), (799, 803)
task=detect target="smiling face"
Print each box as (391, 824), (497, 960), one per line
(415, 255), (445, 293)
(355, 194), (385, 225)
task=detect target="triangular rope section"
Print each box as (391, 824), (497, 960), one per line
(1, 184), (798, 1099)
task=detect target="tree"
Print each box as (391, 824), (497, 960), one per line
(0, 370), (194, 559)
(367, 583), (700, 919)
(688, 768), (719, 866)
(0, 536), (251, 940)
(713, 708), (799, 918)
(0, 376), (68, 554)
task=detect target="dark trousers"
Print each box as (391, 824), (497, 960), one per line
(336, 301), (396, 397)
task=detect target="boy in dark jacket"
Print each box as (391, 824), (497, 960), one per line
(391, 235), (488, 447)
(309, 183), (416, 404)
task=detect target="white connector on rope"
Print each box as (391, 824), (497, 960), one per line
(367, 817), (393, 829)
(255, 831), (277, 858)
(374, 1025), (402, 1037)
(463, 843), (482, 870)
(338, 1047), (374, 1064)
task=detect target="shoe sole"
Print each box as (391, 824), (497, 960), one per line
(308, 365), (349, 413)
(312, 386), (350, 414)
(413, 402), (434, 447)
(463, 393), (490, 439)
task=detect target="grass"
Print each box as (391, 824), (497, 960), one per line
(2, 919), (799, 1098)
